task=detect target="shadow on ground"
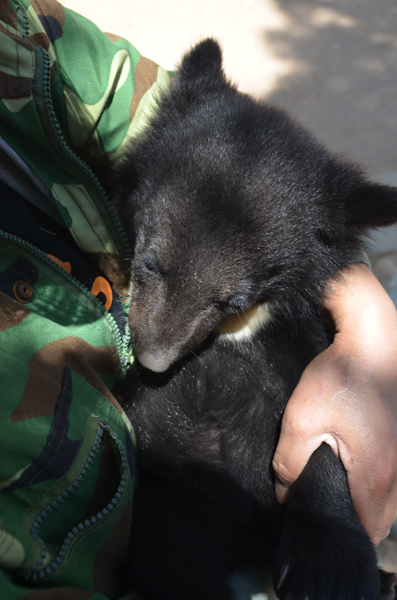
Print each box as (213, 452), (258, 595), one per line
(261, 0), (397, 175)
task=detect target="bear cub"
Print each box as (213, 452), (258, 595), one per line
(114, 39), (397, 600)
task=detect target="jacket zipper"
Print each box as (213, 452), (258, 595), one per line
(37, 47), (132, 259)
(0, 230), (132, 375)
(9, 6), (134, 373)
(16, 2), (129, 253)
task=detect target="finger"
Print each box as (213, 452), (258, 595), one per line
(365, 482), (397, 546)
(275, 476), (290, 504)
(374, 454), (397, 543)
(345, 458), (397, 546)
(272, 440), (314, 504)
(273, 430), (340, 507)
(272, 415), (320, 488)
(379, 499), (397, 543)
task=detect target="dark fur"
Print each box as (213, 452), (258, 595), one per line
(114, 39), (397, 599)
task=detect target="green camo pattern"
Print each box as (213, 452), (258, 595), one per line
(0, 0), (172, 598)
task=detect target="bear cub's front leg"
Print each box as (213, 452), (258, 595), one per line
(273, 443), (397, 600)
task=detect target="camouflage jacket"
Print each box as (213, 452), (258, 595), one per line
(0, 1), (171, 598)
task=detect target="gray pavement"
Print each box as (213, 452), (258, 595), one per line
(62, 0), (397, 572)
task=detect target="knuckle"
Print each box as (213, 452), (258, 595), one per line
(282, 407), (311, 439)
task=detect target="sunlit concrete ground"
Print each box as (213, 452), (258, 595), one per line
(62, 0), (397, 571)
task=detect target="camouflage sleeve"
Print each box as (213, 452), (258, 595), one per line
(48, 1), (172, 170)
(0, 1), (173, 598)
(0, 0), (172, 286)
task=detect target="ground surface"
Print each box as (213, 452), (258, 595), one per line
(62, 0), (397, 573)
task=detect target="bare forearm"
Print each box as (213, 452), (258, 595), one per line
(273, 263), (397, 545)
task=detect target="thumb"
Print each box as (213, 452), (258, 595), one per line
(272, 406), (338, 504)
(272, 434), (317, 504)
(272, 345), (342, 504)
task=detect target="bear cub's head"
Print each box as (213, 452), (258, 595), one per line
(115, 38), (397, 373)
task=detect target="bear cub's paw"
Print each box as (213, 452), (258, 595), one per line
(273, 519), (383, 599)
(379, 570), (397, 600)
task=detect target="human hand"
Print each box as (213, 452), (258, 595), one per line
(272, 263), (397, 545)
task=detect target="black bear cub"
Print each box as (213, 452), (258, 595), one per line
(114, 39), (397, 600)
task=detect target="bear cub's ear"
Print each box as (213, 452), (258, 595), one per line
(346, 180), (397, 230)
(177, 38), (226, 86)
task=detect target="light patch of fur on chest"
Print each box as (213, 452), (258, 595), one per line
(215, 303), (272, 341)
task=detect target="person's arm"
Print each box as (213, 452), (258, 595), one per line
(272, 263), (397, 546)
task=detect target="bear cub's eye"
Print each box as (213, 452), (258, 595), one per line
(217, 295), (249, 314)
(228, 295), (249, 312)
(142, 255), (161, 276)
